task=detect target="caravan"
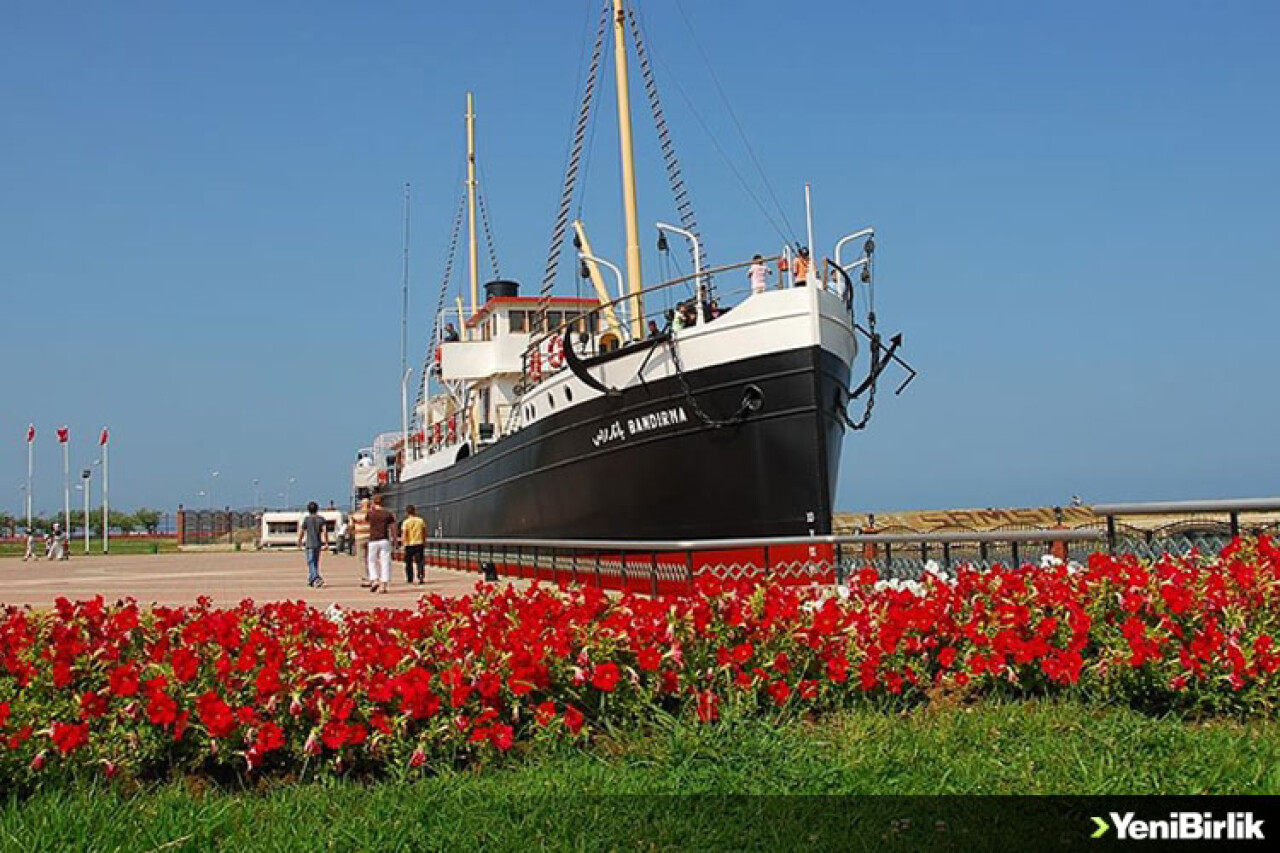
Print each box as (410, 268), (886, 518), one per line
(260, 509), (345, 551)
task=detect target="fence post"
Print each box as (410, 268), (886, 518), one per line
(835, 543), (845, 584)
(1011, 541), (1021, 568)
(1106, 515), (1117, 555)
(1230, 511), (1240, 539)
(650, 552), (659, 597)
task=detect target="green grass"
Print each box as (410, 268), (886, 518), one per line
(1, 700), (1276, 852)
(0, 538), (177, 558)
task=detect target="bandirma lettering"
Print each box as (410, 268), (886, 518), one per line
(1107, 811), (1264, 841)
(626, 406), (688, 437)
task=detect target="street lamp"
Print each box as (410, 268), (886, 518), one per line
(252, 479), (260, 511)
(198, 489), (209, 510)
(79, 469), (92, 554)
(210, 471), (219, 510)
(285, 477), (296, 510)
(655, 222), (705, 323)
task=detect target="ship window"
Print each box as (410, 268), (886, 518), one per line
(587, 313), (599, 333)
(509, 311), (527, 333)
(547, 311), (563, 331)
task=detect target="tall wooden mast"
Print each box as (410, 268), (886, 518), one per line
(466, 92), (480, 320)
(611, 0), (645, 341)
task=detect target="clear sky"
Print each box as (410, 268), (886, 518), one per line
(3, 0), (1277, 517)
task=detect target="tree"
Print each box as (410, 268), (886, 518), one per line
(133, 508), (162, 535)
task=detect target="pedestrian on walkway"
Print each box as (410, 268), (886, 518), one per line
(296, 501), (329, 588)
(365, 495), (396, 594)
(351, 498), (371, 585)
(401, 504), (426, 584)
(22, 529), (37, 561)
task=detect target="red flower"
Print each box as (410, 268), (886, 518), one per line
(79, 690), (108, 720)
(637, 648), (662, 671)
(147, 693), (178, 726)
(0, 700), (9, 729)
(51, 721), (89, 754)
(563, 705), (585, 734)
(591, 663), (621, 692)
(490, 724), (514, 751)
(195, 692), (236, 738)
(534, 701), (557, 727)
(696, 689), (720, 723)
(108, 664), (140, 698)
(767, 681), (791, 706)
(170, 648), (200, 683)
(254, 722), (285, 754)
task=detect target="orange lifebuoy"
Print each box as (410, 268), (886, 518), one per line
(377, 470), (388, 484)
(547, 335), (564, 370)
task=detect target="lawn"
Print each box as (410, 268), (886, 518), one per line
(1, 700), (1276, 852)
(0, 538), (177, 558)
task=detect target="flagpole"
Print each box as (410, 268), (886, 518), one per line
(102, 431), (109, 554)
(62, 431), (70, 541)
(25, 425), (33, 532)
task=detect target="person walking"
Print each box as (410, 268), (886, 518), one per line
(365, 495), (396, 594)
(351, 498), (371, 585)
(22, 529), (37, 561)
(296, 501), (329, 588)
(747, 254), (771, 295)
(49, 523), (68, 561)
(401, 504), (427, 585)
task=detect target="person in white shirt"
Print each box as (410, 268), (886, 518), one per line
(747, 255), (770, 295)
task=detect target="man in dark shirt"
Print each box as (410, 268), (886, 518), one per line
(365, 495), (397, 594)
(296, 501), (330, 588)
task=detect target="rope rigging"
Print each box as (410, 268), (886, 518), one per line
(538, 0), (612, 330)
(411, 191), (468, 432)
(626, 5), (706, 281)
(476, 169), (502, 281)
(669, 0), (798, 246)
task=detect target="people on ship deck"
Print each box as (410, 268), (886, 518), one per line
(748, 254), (770, 294)
(793, 247), (810, 286)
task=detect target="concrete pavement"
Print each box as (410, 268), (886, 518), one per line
(0, 549), (521, 610)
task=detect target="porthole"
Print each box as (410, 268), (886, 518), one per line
(548, 393), (555, 409)
(565, 387), (573, 402)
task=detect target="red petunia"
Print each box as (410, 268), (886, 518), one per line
(195, 692), (236, 738)
(563, 705), (585, 734)
(107, 664), (140, 698)
(591, 663), (620, 692)
(254, 722), (285, 754)
(637, 648), (662, 672)
(50, 720), (89, 754)
(489, 723), (514, 751)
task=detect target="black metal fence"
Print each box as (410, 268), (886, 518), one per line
(421, 498), (1279, 593)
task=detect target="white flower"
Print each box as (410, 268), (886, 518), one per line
(324, 603), (346, 624)
(1039, 554), (1064, 569)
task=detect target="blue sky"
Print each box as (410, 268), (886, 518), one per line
(2, 0), (1277, 516)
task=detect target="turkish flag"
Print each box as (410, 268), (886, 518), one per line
(99, 428), (109, 446)
(57, 427), (69, 443)
(26, 424), (34, 443)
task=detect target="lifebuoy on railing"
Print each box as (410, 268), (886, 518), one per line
(447, 415), (457, 444)
(528, 348), (543, 383)
(547, 335), (565, 370)
(432, 423), (442, 446)
(377, 470), (388, 484)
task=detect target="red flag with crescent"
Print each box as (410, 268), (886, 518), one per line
(57, 427), (69, 443)
(26, 424), (35, 443)
(99, 428), (109, 446)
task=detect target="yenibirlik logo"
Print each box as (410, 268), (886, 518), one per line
(1091, 812), (1265, 841)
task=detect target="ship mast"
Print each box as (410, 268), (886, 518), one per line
(612, 0), (645, 341)
(466, 91), (480, 322)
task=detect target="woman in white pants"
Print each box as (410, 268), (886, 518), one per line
(364, 495), (397, 593)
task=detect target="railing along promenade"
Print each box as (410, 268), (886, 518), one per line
(422, 497), (1280, 595)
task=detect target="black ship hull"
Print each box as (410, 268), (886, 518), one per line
(381, 343), (850, 540)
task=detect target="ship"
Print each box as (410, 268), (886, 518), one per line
(354, 0), (913, 541)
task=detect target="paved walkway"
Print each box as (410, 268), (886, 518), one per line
(0, 550), (516, 610)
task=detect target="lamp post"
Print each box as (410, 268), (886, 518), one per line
(252, 479), (260, 511)
(210, 471), (219, 510)
(578, 252), (629, 336)
(198, 490), (208, 510)
(79, 470), (91, 554)
(285, 477), (296, 510)
(655, 222), (704, 323)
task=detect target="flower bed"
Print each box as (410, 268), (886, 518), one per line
(1, 537), (1277, 786)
